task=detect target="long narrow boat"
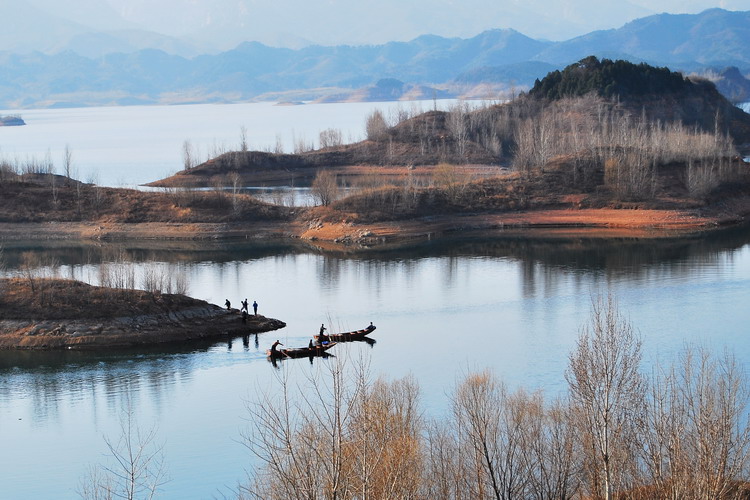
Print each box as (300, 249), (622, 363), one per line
(314, 324), (376, 342)
(266, 342), (337, 359)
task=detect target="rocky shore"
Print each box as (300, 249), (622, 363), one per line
(0, 278), (286, 350)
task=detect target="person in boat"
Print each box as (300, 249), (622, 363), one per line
(225, 299), (231, 310)
(369, 321), (374, 330)
(241, 298), (249, 313)
(253, 300), (258, 315)
(271, 340), (283, 355)
(319, 324), (328, 342)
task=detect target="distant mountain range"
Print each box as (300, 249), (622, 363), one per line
(0, 8), (749, 109)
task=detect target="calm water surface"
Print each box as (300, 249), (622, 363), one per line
(2, 229), (750, 498)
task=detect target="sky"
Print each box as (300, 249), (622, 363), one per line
(14, 0), (750, 52)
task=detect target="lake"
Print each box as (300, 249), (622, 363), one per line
(2, 227), (750, 498)
(2, 100), (750, 498)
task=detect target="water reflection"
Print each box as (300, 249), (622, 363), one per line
(2, 225), (748, 275)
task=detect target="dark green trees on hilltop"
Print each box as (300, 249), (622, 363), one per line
(530, 56), (693, 100)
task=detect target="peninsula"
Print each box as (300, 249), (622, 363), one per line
(0, 278), (285, 350)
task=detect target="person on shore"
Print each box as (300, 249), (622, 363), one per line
(270, 340), (283, 355)
(225, 299), (231, 310)
(309, 339), (314, 349)
(242, 310), (248, 324)
(253, 300), (258, 315)
(241, 299), (249, 313)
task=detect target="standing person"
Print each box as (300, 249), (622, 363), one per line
(319, 324), (327, 342)
(241, 299), (249, 313)
(253, 300), (258, 315)
(270, 340), (283, 355)
(242, 310), (248, 324)
(225, 299), (231, 311)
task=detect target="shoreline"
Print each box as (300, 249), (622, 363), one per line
(0, 204), (746, 248)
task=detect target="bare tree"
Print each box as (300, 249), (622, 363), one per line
(641, 346), (750, 499)
(451, 371), (531, 499)
(78, 404), (167, 500)
(274, 134), (284, 154)
(312, 170), (339, 206)
(365, 110), (388, 141)
(566, 295), (644, 500)
(319, 128), (343, 149)
(242, 355), (423, 500)
(447, 102), (469, 160)
(522, 394), (581, 499)
(228, 171), (243, 215)
(182, 140), (196, 171)
(433, 163), (470, 203)
(63, 144), (73, 184)
(240, 125), (249, 152)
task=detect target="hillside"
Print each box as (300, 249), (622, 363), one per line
(529, 57), (750, 145)
(0, 173), (291, 223)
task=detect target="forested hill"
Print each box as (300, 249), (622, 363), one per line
(529, 56), (692, 100)
(529, 57), (750, 144)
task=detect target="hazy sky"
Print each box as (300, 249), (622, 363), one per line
(20, 0), (750, 50)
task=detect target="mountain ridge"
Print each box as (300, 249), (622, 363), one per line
(0, 8), (749, 109)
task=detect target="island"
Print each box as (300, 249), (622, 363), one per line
(0, 278), (285, 350)
(0, 114), (25, 126)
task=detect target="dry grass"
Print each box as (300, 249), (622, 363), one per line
(0, 278), (201, 320)
(0, 176), (292, 223)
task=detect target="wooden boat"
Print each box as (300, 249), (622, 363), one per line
(314, 324), (376, 343)
(266, 342), (337, 359)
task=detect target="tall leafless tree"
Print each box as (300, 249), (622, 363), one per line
(566, 295), (644, 500)
(78, 404), (167, 500)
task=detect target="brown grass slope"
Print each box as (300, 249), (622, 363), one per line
(319, 156), (750, 223)
(0, 174), (292, 223)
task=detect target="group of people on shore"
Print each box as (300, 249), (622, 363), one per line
(225, 298), (258, 323)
